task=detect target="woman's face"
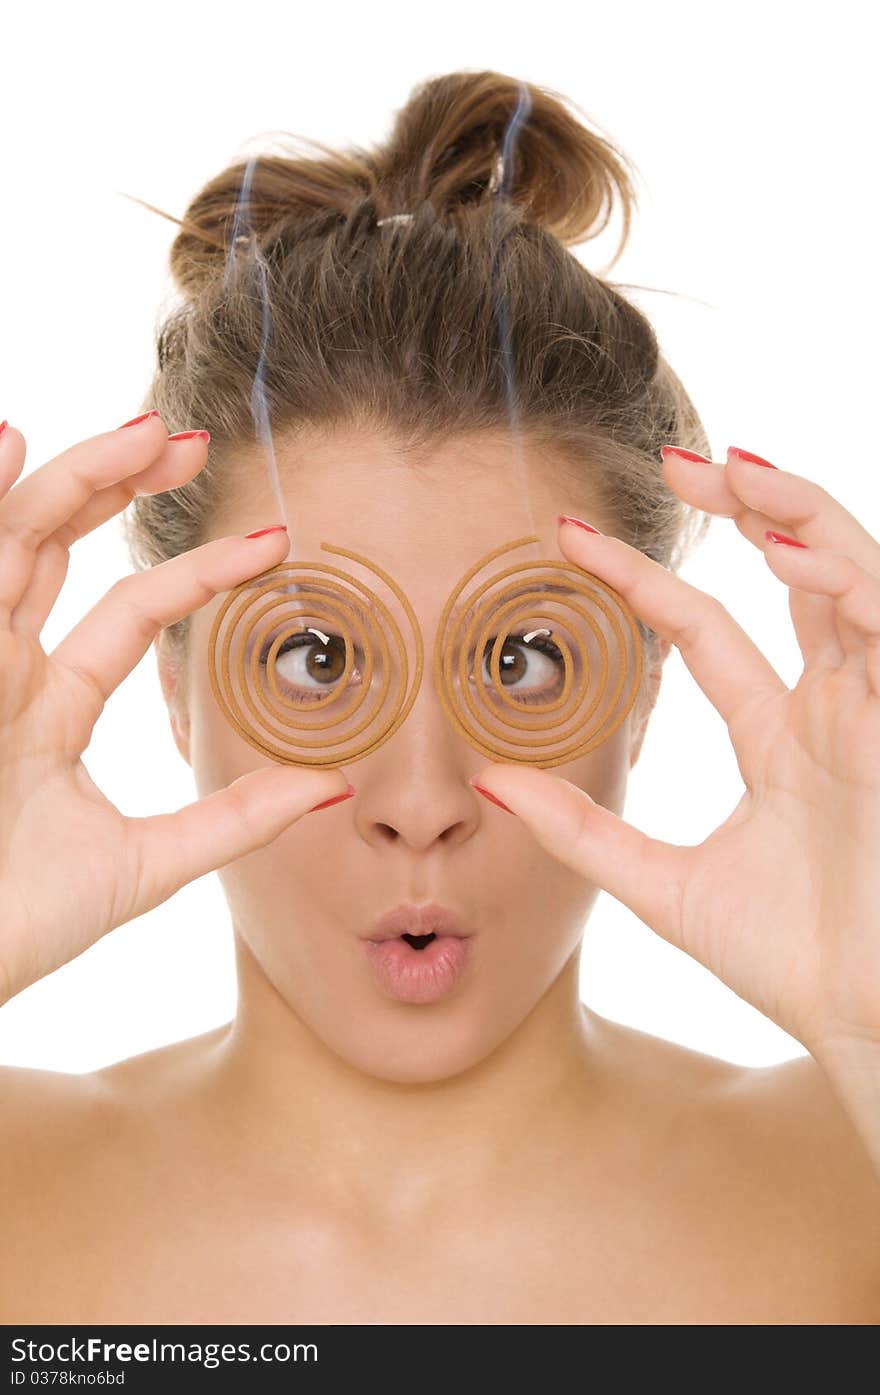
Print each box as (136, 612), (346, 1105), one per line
(161, 427), (655, 1084)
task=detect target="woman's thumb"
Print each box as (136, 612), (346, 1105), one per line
(131, 766), (354, 910)
(470, 765), (687, 948)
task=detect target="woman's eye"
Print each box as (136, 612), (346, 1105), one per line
(255, 629), (566, 706)
(473, 631), (566, 704)
(257, 630), (359, 701)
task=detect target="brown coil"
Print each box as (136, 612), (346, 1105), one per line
(208, 544), (423, 767)
(433, 536), (644, 769)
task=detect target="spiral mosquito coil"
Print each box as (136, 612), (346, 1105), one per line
(208, 544), (423, 767)
(209, 537), (643, 769)
(432, 537), (644, 769)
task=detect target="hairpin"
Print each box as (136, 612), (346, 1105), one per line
(374, 153), (507, 230)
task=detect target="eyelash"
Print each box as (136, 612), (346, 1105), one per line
(489, 633), (567, 705)
(258, 629), (564, 658)
(257, 630), (566, 701)
(480, 631), (563, 664)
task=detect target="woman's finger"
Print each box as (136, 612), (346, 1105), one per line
(49, 527), (291, 708)
(9, 538), (70, 639)
(0, 413), (187, 624)
(556, 517), (787, 741)
(469, 765), (692, 952)
(663, 444), (880, 673)
(128, 763), (353, 918)
(10, 442), (210, 638)
(661, 446), (845, 670)
(662, 445), (880, 571)
(761, 535), (880, 695)
(724, 448), (880, 674)
(728, 503), (843, 672)
(724, 446), (880, 565)
(55, 441), (210, 550)
(0, 421), (26, 500)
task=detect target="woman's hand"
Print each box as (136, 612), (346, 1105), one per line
(470, 445), (880, 1063)
(0, 415), (350, 1006)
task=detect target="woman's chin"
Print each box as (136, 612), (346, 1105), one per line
(319, 1003), (508, 1086)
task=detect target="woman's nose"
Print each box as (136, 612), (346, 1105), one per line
(352, 672), (483, 849)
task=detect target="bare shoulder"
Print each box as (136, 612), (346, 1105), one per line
(593, 1019), (880, 1321)
(0, 1060), (116, 1309)
(715, 1050), (880, 1212)
(0, 1032), (223, 1116)
(0, 1060), (106, 1156)
(721, 1052), (880, 1318)
(0, 1031), (229, 1323)
(691, 1049), (875, 1316)
(0, 1026), (227, 1181)
(602, 1017), (880, 1209)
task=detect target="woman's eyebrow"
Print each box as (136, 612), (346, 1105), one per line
(239, 577), (584, 635)
(452, 580), (582, 627)
(239, 577), (375, 629)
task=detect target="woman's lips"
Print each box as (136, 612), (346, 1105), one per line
(367, 901), (469, 941)
(363, 902), (475, 1003)
(363, 933), (473, 1004)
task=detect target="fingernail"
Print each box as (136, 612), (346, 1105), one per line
(469, 778), (516, 815)
(728, 446), (778, 469)
(244, 524), (288, 539)
(308, 784), (356, 813)
(765, 530), (808, 549)
(168, 429), (211, 443)
(660, 444), (713, 464)
(558, 514), (602, 535)
(0, 420), (8, 439)
(118, 409), (160, 429)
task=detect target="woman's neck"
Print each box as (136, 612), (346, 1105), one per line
(204, 932), (614, 1224)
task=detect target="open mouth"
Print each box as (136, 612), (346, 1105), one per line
(363, 928), (473, 1003)
(400, 932), (437, 951)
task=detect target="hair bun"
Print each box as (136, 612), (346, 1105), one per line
(128, 69), (638, 299)
(154, 139), (377, 298)
(374, 69), (638, 255)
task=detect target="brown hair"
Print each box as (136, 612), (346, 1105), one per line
(122, 69), (712, 708)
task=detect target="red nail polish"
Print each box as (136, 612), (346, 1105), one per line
(0, 420), (8, 438)
(660, 444), (713, 464)
(558, 514), (602, 535)
(168, 429), (211, 443)
(308, 785), (355, 812)
(728, 446), (778, 469)
(469, 780), (516, 814)
(118, 409), (160, 429)
(765, 530), (807, 549)
(244, 524), (288, 539)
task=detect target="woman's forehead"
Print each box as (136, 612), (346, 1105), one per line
(212, 429), (603, 564)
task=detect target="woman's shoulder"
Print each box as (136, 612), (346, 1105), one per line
(0, 1028), (225, 1190)
(0, 1031), (231, 1324)
(607, 1022), (880, 1318)
(705, 1046), (880, 1212)
(0, 1057), (112, 1147)
(613, 1019), (880, 1208)
(720, 1052), (880, 1318)
(0, 1026), (224, 1106)
(1, 1026), (878, 1322)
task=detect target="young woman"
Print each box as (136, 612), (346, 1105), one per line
(1, 70), (878, 1325)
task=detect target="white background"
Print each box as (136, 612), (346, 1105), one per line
(0, 1), (876, 1072)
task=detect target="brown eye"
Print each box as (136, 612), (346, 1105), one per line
(486, 637), (526, 685)
(475, 631), (566, 699)
(259, 631), (356, 697)
(299, 633), (347, 684)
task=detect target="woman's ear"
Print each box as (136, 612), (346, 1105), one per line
(629, 636), (672, 769)
(154, 635), (192, 767)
